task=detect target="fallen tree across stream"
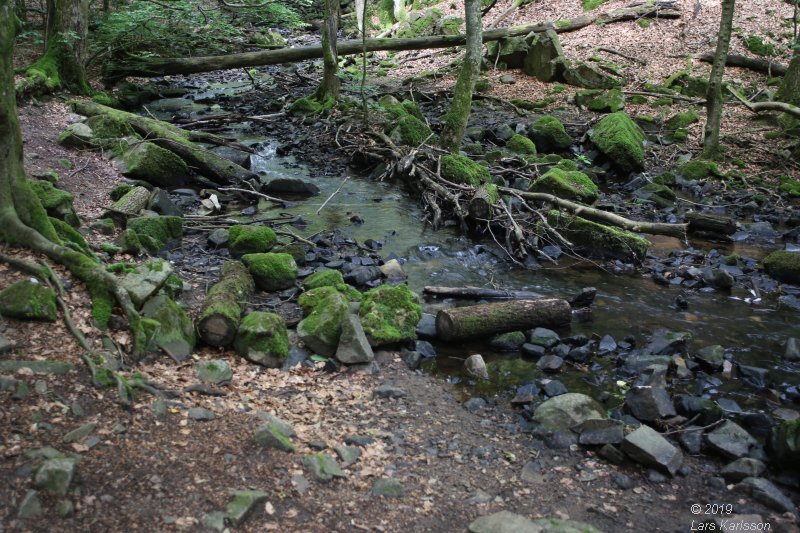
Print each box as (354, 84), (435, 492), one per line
(102, 2), (679, 81)
(436, 298), (572, 341)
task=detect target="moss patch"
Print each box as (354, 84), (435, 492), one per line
(676, 160), (722, 180)
(50, 217), (94, 258)
(0, 281), (58, 322)
(506, 133), (537, 155)
(743, 34), (774, 56)
(589, 112), (646, 173)
(297, 286), (349, 356)
(228, 225), (277, 257)
(126, 216), (183, 253)
(241, 253), (298, 291)
(289, 95), (336, 114)
(440, 154), (491, 186)
(359, 284), (422, 346)
(141, 294), (196, 360)
(119, 142), (190, 188)
(581, 0), (607, 10)
(234, 312), (289, 367)
(547, 210), (650, 262)
(530, 167), (599, 204)
(530, 116), (572, 151)
(392, 115), (434, 146)
(575, 88), (624, 113)
(762, 251), (800, 285)
(30, 180), (79, 227)
(303, 269), (346, 291)
(778, 175), (800, 198)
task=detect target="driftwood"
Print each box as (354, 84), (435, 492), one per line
(197, 262), (255, 347)
(685, 211), (736, 236)
(696, 52), (787, 77)
(103, 3), (680, 81)
(70, 100), (257, 185)
(424, 286), (545, 299)
(436, 298), (571, 342)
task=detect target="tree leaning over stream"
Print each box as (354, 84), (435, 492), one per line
(16, 0), (90, 96)
(439, 0), (483, 150)
(0, 4), (145, 356)
(701, 0), (735, 159)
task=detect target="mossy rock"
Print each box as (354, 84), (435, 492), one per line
(91, 92), (120, 108)
(110, 183), (134, 201)
(562, 60), (621, 90)
(359, 284), (422, 347)
(743, 34), (774, 57)
(391, 115), (433, 146)
(85, 115), (136, 141)
(582, 0), (608, 10)
(547, 210), (650, 262)
(50, 217), (94, 257)
(114, 229), (143, 256)
(251, 30), (287, 48)
(289, 95), (335, 114)
(118, 142), (190, 188)
(762, 251), (800, 285)
(668, 74), (709, 98)
(297, 286), (349, 356)
(241, 253), (298, 291)
(632, 182), (676, 208)
(234, 312), (289, 367)
(529, 115), (572, 151)
(778, 175), (800, 198)
(271, 243), (308, 265)
(529, 167), (598, 204)
(485, 37), (529, 69)
(30, 180), (79, 227)
(0, 281), (57, 322)
(676, 160), (722, 180)
(440, 154), (491, 186)
(589, 112), (646, 173)
(127, 216), (183, 253)
(506, 133), (537, 155)
(57, 123), (95, 149)
(436, 15), (464, 36)
(575, 88), (624, 113)
(141, 294), (196, 361)
(228, 225), (277, 257)
(397, 8), (443, 38)
(303, 269), (346, 291)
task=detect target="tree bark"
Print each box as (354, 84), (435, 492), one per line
(468, 184), (495, 221)
(695, 52), (787, 76)
(197, 261), (255, 347)
(439, 0), (482, 150)
(70, 100), (257, 185)
(313, 0), (340, 102)
(685, 211), (736, 236)
(778, 44), (800, 106)
(102, 3), (680, 82)
(701, 0), (735, 159)
(436, 299), (571, 341)
(18, 0), (90, 96)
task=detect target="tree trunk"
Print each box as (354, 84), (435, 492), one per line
(313, 0), (340, 102)
(102, 3), (680, 82)
(0, 10), (145, 358)
(19, 0), (90, 96)
(701, 0), (735, 159)
(436, 299), (571, 342)
(695, 52), (787, 76)
(778, 44), (800, 106)
(439, 0), (482, 150)
(685, 211), (736, 236)
(70, 100), (257, 185)
(468, 184), (495, 221)
(197, 262), (255, 347)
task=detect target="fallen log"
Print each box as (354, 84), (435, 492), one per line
(685, 211), (736, 236)
(70, 100), (257, 185)
(103, 3), (679, 81)
(424, 286), (545, 299)
(436, 298), (571, 342)
(696, 52), (787, 76)
(197, 261), (255, 347)
(468, 184), (496, 221)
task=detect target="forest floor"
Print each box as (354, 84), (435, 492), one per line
(2, 0), (800, 531)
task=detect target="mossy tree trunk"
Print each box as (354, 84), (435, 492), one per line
(313, 0), (340, 102)
(436, 299), (571, 341)
(0, 8), (145, 358)
(701, 0), (735, 159)
(778, 42), (800, 106)
(439, 0), (482, 151)
(17, 0), (90, 96)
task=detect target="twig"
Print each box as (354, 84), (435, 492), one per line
(315, 176), (350, 215)
(597, 47), (646, 65)
(218, 186), (285, 205)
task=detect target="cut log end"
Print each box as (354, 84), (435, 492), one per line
(197, 315), (237, 347)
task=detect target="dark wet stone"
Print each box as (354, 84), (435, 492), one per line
(625, 387), (676, 421)
(208, 228), (229, 247)
(716, 398), (742, 414)
(240, 206), (257, 216)
(343, 265), (381, 286)
(620, 354), (671, 376)
(335, 445), (361, 467)
(598, 335), (617, 353)
(569, 287), (597, 308)
(416, 313), (437, 340)
(621, 425), (683, 476)
(721, 458), (766, 481)
(706, 421), (758, 459)
(644, 329), (692, 355)
(695, 345), (725, 371)
(674, 395), (723, 425)
(511, 383), (540, 405)
(373, 384), (405, 399)
(633, 364), (668, 388)
(611, 472), (634, 490)
(552, 343), (571, 358)
(785, 337), (800, 362)
(211, 146), (251, 168)
(308, 440), (328, 450)
(740, 412), (774, 438)
(536, 355), (563, 372)
(736, 477), (795, 514)
(490, 331), (527, 351)
(401, 349), (421, 370)
(567, 345), (593, 362)
(520, 461), (542, 483)
(521, 343), (546, 357)
(545, 430), (578, 449)
(539, 379), (567, 397)
(282, 346), (309, 371)
(148, 189), (182, 217)
(414, 340), (436, 358)
(702, 268), (734, 290)
(529, 327), (560, 348)
(263, 178), (320, 197)
(599, 444), (626, 464)
(737, 365), (768, 389)
(574, 418), (624, 445)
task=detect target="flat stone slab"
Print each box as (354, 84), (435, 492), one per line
(120, 262), (173, 307)
(706, 421), (758, 459)
(736, 477), (796, 514)
(533, 393), (605, 431)
(621, 424), (683, 476)
(0, 360), (74, 374)
(225, 489), (267, 527)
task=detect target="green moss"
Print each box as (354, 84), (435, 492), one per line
(163, 273), (184, 299)
(110, 184), (134, 201)
(141, 294), (196, 358)
(234, 312), (289, 363)
(551, 84), (568, 94)
(743, 34), (774, 56)
(506, 133), (537, 155)
(440, 154), (491, 186)
(126, 216), (183, 253)
(359, 284), (422, 346)
(241, 253), (298, 291)
(575, 88), (624, 112)
(665, 110), (699, 131)
(485, 183), (499, 204)
(629, 95), (648, 104)
(474, 78), (490, 92)
(556, 159), (578, 171)
(398, 8), (442, 37)
(50, 218), (94, 258)
(530, 167), (599, 204)
(677, 160), (722, 180)
(228, 225), (277, 257)
(297, 286), (349, 355)
(29, 180), (79, 227)
(120, 142), (189, 186)
(762, 251), (800, 284)
(114, 229), (143, 256)
(530, 116), (572, 151)
(91, 92), (120, 108)
(393, 115), (434, 146)
(85, 114), (136, 140)
(0, 281), (58, 322)
(547, 210), (650, 261)
(779, 175), (800, 197)
(303, 269), (345, 291)
(197, 262), (255, 341)
(589, 112), (646, 173)
(289, 95), (336, 114)
(581, 0), (607, 10)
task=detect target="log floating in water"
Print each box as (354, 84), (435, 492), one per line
(424, 286), (545, 300)
(197, 262), (255, 347)
(436, 298), (571, 342)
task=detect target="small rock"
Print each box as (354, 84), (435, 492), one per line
(539, 379), (567, 397)
(207, 228), (229, 247)
(463, 397), (487, 412)
(195, 360), (232, 384)
(335, 445), (361, 467)
(784, 337), (800, 362)
(465, 354), (489, 380)
(254, 423), (294, 452)
(706, 421), (758, 459)
(187, 407), (215, 421)
(17, 490), (42, 519)
(414, 340), (437, 358)
(720, 458), (767, 481)
(537, 355), (563, 372)
(34, 458), (76, 496)
(336, 314), (374, 364)
(529, 327), (560, 348)
(625, 387), (676, 421)
(63, 422), (96, 444)
(598, 334), (617, 353)
(371, 478), (405, 498)
(379, 259), (406, 280)
(468, 511), (539, 533)
(611, 472), (634, 490)
(401, 349), (421, 369)
(373, 384), (405, 399)
(647, 469), (669, 483)
(416, 313), (437, 339)
(344, 435), (375, 447)
(254, 413), (295, 437)
(489, 331), (527, 351)
(695, 345), (725, 371)
(533, 393), (605, 431)
(599, 443), (626, 464)
(302, 453), (345, 482)
(574, 418), (624, 445)
(57, 499), (74, 518)
(678, 427), (703, 455)
(621, 424), (683, 476)
(202, 511), (226, 532)
(225, 489), (267, 527)
(736, 477), (796, 514)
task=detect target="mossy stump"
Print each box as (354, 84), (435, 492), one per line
(197, 262), (256, 347)
(234, 312), (289, 367)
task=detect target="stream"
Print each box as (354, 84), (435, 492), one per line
(144, 80), (800, 407)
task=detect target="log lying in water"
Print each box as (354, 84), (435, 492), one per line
(685, 211), (736, 237)
(103, 3), (679, 81)
(197, 262), (255, 347)
(424, 286), (545, 300)
(70, 100), (257, 185)
(436, 298), (571, 342)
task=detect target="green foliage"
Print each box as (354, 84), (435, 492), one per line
(581, 0), (608, 11)
(779, 175), (800, 197)
(743, 34), (774, 56)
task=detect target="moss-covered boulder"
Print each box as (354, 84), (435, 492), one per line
(522, 29), (565, 82)
(114, 229), (143, 256)
(233, 312), (289, 367)
(589, 112), (646, 173)
(118, 142), (190, 188)
(664, 110), (699, 142)
(57, 123), (95, 149)
(30, 180), (80, 227)
(302, 269), (346, 291)
(297, 286), (349, 356)
(251, 30), (287, 48)
(126, 215), (183, 253)
(241, 253), (298, 291)
(563, 60), (620, 89)
(390, 115), (433, 146)
(228, 225), (277, 257)
(119, 259), (173, 308)
(667, 73), (709, 98)
(485, 37), (529, 69)
(529, 167), (599, 203)
(632, 182), (676, 208)
(575, 88), (624, 113)
(359, 284), (422, 346)
(436, 15), (464, 36)
(529, 115), (572, 151)
(85, 114), (136, 142)
(440, 154), (491, 186)
(506, 133), (537, 155)
(0, 281), (57, 322)
(547, 210), (650, 262)
(397, 8), (443, 38)
(141, 294), (196, 361)
(676, 160), (722, 180)
(762, 251), (800, 285)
